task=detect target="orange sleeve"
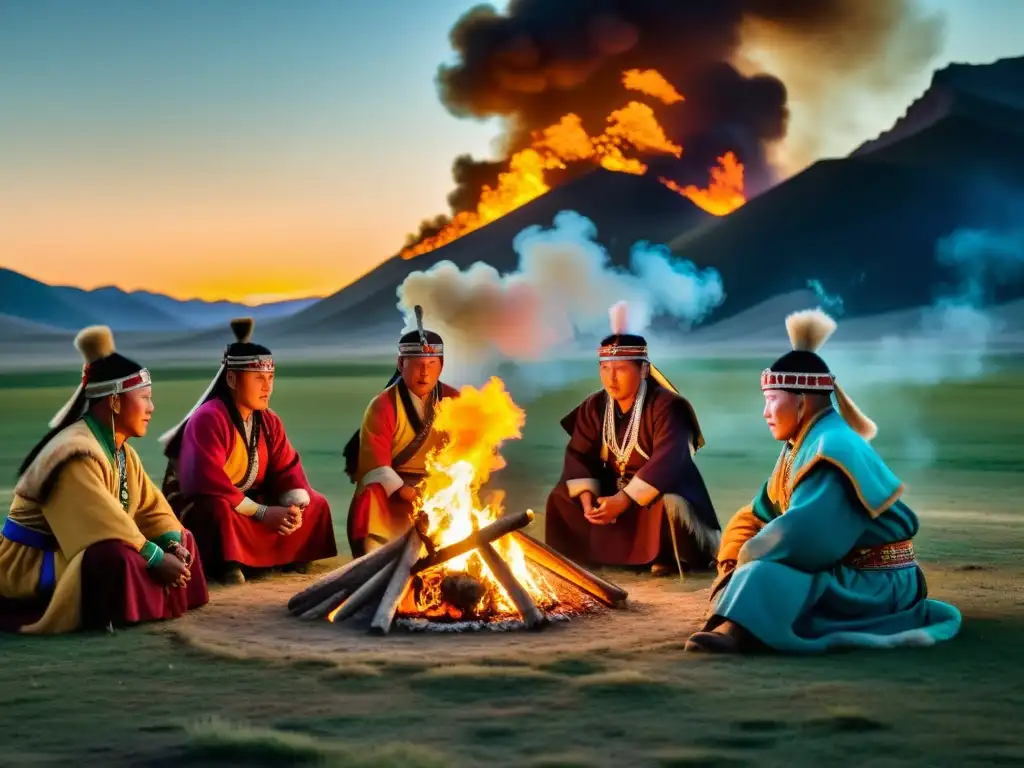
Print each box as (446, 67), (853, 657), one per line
(716, 505), (765, 576)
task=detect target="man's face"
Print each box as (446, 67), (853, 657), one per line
(228, 370), (274, 412)
(400, 356), (442, 397)
(599, 360), (643, 403)
(763, 389), (803, 441)
(115, 386), (154, 439)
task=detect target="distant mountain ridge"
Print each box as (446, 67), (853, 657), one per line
(0, 268), (321, 334)
(5, 56), (1024, 347)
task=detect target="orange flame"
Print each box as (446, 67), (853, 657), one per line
(622, 68), (684, 104)
(659, 151), (747, 216)
(400, 69), (743, 259)
(410, 377), (556, 618)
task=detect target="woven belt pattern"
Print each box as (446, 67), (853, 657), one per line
(843, 539), (916, 570)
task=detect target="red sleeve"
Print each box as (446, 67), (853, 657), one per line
(359, 391), (397, 473)
(261, 409), (312, 495)
(177, 403), (245, 507)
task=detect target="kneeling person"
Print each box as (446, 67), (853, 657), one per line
(545, 303), (721, 575)
(0, 327), (208, 634)
(685, 309), (962, 654)
(343, 307), (458, 556)
(160, 319), (337, 583)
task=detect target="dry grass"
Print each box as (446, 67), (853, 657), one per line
(570, 669), (662, 688)
(185, 716), (448, 767)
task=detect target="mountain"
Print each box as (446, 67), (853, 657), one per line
(267, 168), (714, 340)
(666, 56), (1024, 322)
(0, 268), (320, 334)
(266, 56), (1024, 343)
(127, 290), (320, 328)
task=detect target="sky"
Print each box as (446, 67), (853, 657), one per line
(2, 0), (1024, 304)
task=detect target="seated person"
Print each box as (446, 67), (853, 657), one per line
(159, 318), (337, 584)
(545, 302), (721, 576)
(685, 308), (962, 654)
(343, 306), (458, 556)
(0, 326), (207, 634)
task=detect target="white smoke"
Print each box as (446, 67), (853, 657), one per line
(806, 278), (845, 316)
(823, 226), (1024, 466)
(837, 227), (1024, 386)
(396, 210), (725, 389)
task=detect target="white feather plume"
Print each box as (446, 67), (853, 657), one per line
(785, 308), (837, 352)
(609, 301), (630, 335)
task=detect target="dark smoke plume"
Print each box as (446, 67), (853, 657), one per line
(406, 0), (942, 246)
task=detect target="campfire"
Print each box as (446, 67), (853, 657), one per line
(288, 378), (628, 633)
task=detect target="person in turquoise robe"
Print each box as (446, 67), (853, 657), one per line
(685, 308), (962, 654)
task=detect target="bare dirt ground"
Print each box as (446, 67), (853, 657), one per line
(167, 569), (713, 664)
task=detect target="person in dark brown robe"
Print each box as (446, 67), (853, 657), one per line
(545, 306), (721, 575)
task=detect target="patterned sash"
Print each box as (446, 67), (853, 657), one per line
(392, 380), (440, 469)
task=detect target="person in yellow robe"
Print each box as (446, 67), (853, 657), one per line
(0, 326), (209, 634)
(342, 306), (458, 556)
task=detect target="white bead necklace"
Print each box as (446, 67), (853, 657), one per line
(602, 378), (647, 483)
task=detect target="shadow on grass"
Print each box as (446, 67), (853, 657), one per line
(409, 663), (562, 702)
(181, 716), (448, 767)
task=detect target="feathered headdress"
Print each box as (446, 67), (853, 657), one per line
(762, 307), (877, 440)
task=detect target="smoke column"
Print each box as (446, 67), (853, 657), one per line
(396, 210), (725, 389)
(413, 0), (943, 241)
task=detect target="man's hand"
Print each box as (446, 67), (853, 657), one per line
(397, 484), (419, 504)
(586, 491), (632, 525)
(261, 505), (303, 535)
(167, 540), (192, 567)
(579, 491), (596, 517)
(151, 552), (190, 588)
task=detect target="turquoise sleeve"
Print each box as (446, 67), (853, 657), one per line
(738, 465), (867, 572)
(140, 540), (164, 569)
(151, 531), (183, 549)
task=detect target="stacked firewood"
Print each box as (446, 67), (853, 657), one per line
(287, 510), (629, 635)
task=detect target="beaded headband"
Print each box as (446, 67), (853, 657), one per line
(224, 354), (275, 372)
(760, 369), (835, 392)
(82, 367), (152, 397)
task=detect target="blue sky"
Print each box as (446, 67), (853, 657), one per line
(1, 0), (1022, 301)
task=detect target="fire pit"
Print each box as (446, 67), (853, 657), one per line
(287, 377), (628, 634)
(287, 510), (628, 634)
(284, 512), (626, 630)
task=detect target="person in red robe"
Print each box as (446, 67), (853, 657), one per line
(159, 318), (337, 584)
(342, 306), (458, 556)
(544, 302), (721, 576)
(1, 325), (207, 633)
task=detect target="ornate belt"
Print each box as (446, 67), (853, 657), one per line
(843, 539), (916, 570)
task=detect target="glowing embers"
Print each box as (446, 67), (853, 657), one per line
(287, 511), (629, 634)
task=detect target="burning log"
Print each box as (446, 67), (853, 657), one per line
(478, 541), (547, 630)
(412, 509), (534, 574)
(330, 556), (399, 624)
(369, 531), (424, 636)
(298, 589), (349, 621)
(287, 519), (629, 631)
(511, 531), (629, 609)
(440, 573), (487, 616)
(287, 532), (410, 616)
